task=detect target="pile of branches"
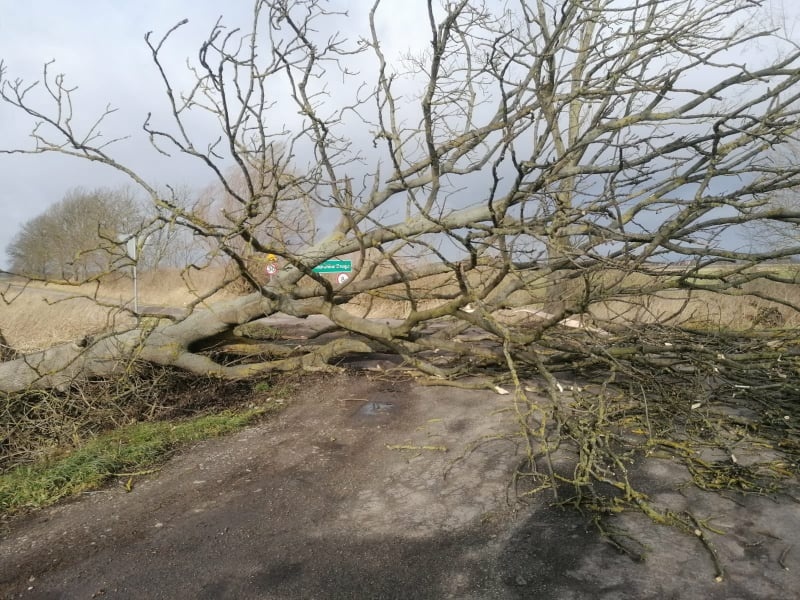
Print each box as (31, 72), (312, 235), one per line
(0, 363), (267, 473)
(506, 324), (799, 578)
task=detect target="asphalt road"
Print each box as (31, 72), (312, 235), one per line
(2, 373), (798, 599)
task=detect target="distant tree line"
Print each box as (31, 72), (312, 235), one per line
(5, 186), (208, 280)
(6, 187), (142, 280)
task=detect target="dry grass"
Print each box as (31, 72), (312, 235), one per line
(35, 266), (234, 308)
(345, 295), (448, 319)
(342, 264), (532, 319)
(344, 270), (455, 319)
(0, 291), (135, 353)
(0, 267), (233, 352)
(590, 280), (800, 331)
(2, 263), (798, 354)
(343, 264), (800, 329)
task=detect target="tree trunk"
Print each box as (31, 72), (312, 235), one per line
(0, 292), (271, 393)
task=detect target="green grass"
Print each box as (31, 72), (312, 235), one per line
(0, 405), (278, 515)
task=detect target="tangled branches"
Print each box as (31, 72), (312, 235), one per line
(0, 363), (274, 472)
(506, 324), (799, 578)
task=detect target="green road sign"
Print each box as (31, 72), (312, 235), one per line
(312, 259), (352, 273)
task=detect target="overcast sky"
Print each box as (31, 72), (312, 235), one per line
(2, 1), (799, 270)
(0, 0), (431, 269)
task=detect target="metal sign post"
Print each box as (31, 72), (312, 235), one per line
(126, 238), (139, 314)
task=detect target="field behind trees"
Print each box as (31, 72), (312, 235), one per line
(3, 262), (800, 353)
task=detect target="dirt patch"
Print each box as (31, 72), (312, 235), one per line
(1, 373), (798, 599)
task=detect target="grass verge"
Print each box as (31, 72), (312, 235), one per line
(0, 404), (280, 516)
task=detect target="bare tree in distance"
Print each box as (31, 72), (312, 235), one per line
(6, 186), (142, 281)
(0, 0), (799, 392)
(745, 137), (800, 256)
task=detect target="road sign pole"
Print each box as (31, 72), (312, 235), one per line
(126, 237), (139, 314)
(133, 263), (139, 314)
